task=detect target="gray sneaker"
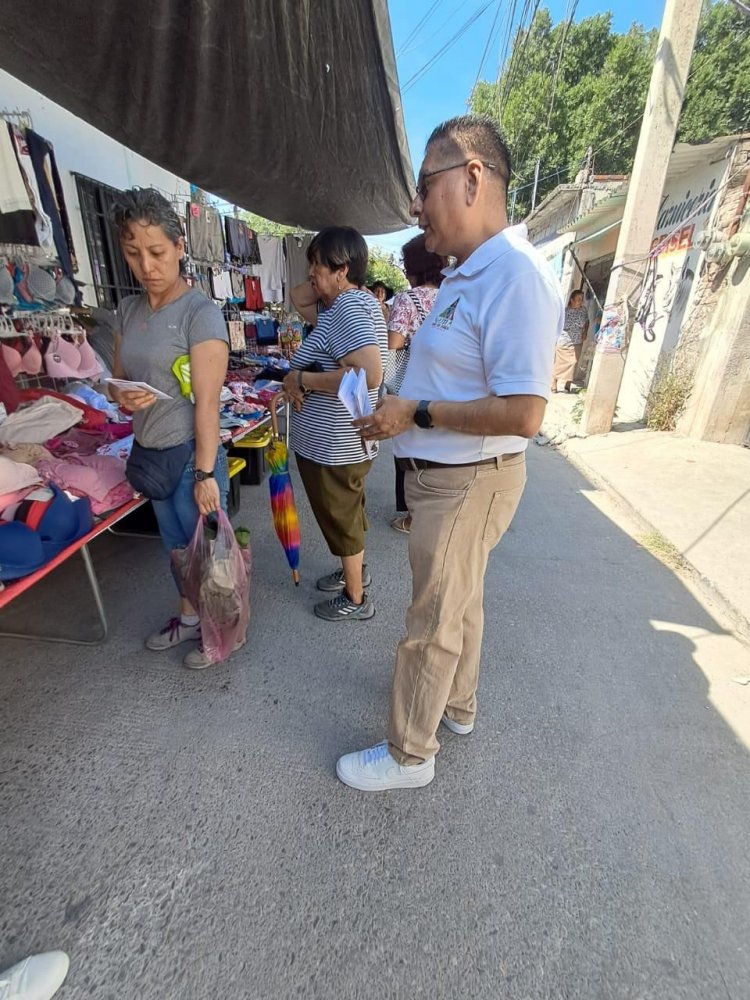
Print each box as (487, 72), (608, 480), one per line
(145, 616), (201, 651)
(316, 564), (372, 592)
(314, 591), (375, 621)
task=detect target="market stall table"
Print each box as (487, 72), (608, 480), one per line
(0, 398), (287, 646)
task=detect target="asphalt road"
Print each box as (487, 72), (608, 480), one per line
(1, 443), (748, 1000)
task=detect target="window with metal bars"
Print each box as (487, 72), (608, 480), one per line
(73, 174), (142, 310)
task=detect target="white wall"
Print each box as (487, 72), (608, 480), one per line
(617, 155), (730, 423)
(0, 70), (191, 305)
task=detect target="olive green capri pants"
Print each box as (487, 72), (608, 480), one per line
(295, 454), (373, 557)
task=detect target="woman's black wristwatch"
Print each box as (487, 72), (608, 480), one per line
(194, 469), (215, 482)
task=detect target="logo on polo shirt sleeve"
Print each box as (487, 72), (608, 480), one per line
(433, 298), (460, 330)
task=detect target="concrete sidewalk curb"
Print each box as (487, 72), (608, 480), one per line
(553, 438), (750, 643)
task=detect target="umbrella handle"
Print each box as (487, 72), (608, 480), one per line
(269, 391), (285, 441)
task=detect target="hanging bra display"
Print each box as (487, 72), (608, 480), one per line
(1, 334), (43, 377)
(45, 330), (102, 380)
(0, 314), (103, 385)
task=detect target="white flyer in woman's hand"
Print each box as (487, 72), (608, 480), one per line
(105, 378), (173, 400)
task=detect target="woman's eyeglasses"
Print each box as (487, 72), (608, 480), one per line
(415, 160), (497, 201)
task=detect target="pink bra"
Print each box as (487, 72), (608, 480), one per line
(44, 332), (102, 380)
(77, 333), (103, 378)
(1, 337), (43, 377)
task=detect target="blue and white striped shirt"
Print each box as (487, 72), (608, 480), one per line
(290, 290), (387, 465)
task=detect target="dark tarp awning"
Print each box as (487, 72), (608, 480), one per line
(0, 1), (415, 234)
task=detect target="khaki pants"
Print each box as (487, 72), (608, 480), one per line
(389, 454), (527, 764)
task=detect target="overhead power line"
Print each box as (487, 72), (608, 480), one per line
(402, 0), (498, 93)
(397, 0), (445, 58)
(469, 0), (505, 99)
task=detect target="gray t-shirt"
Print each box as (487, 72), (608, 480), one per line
(117, 288), (228, 449)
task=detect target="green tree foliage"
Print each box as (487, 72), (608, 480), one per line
(240, 211), (299, 238)
(471, 2), (749, 219)
(678, 2), (750, 142)
(365, 246), (408, 293)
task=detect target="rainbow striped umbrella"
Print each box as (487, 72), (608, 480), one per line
(266, 394), (300, 585)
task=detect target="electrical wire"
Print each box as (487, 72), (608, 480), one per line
(402, 0), (498, 93)
(400, 0), (474, 59)
(397, 0), (445, 58)
(469, 0), (505, 99)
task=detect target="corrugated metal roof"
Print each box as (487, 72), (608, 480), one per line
(560, 189), (628, 234)
(667, 134), (741, 178)
(560, 135), (744, 235)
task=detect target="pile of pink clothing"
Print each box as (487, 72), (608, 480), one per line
(36, 454), (135, 516)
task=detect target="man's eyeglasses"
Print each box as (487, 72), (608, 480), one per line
(415, 160), (497, 201)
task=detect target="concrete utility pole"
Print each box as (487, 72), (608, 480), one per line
(581, 0), (703, 435)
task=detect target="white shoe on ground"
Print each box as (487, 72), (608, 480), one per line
(336, 741), (435, 791)
(441, 713), (475, 735)
(145, 616), (201, 651)
(183, 635), (246, 670)
(0, 951), (69, 1000)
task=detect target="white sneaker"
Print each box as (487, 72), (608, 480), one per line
(0, 951), (69, 1000)
(336, 741), (435, 791)
(441, 713), (475, 735)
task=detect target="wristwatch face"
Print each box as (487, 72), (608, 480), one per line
(194, 470), (214, 481)
(414, 401), (432, 429)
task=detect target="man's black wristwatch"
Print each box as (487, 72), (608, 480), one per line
(194, 469), (215, 482)
(414, 400), (434, 429)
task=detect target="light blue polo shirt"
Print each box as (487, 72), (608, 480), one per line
(394, 224), (564, 464)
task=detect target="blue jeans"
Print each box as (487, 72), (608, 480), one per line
(152, 447), (230, 594)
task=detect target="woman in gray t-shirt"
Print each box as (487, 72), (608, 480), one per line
(110, 188), (233, 670)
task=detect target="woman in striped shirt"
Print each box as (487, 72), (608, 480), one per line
(285, 228), (387, 621)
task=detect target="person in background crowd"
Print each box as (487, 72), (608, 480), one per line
(368, 281), (391, 324)
(0, 950), (69, 999)
(384, 233), (445, 534)
(550, 289), (589, 393)
(286, 227), (387, 621)
(337, 114), (563, 791)
(110, 188), (235, 670)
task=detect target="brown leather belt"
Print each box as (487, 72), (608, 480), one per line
(396, 454), (522, 472)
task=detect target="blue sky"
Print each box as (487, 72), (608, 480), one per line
(369, 0), (662, 257)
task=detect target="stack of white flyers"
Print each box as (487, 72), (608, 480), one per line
(338, 368), (375, 458)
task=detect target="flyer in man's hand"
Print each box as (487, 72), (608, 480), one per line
(338, 368), (374, 458)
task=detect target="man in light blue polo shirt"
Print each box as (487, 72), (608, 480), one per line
(338, 114), (564, 791)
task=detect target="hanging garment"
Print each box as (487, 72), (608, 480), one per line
(244, 226), (262, 265)
(44, 333), (84, 379)
(8, 125), (55, 254)
(0, 122), (32, 214)
(253, 236), (285, 303)
(25, 129), (78, 284)
(187, 203), (225, 266)
(230, 269), (245, 300)
(244, 276), (264, 310)
(224, 217), (246, 263)
(284, 234), (313, 312)
(1, 337), (43, 377)
(209, 267), (233, 301)
(0, 346), (22, 414)
(0, 123), (38, 246)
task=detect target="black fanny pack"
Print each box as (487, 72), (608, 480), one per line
(126, 439), (193, 501)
